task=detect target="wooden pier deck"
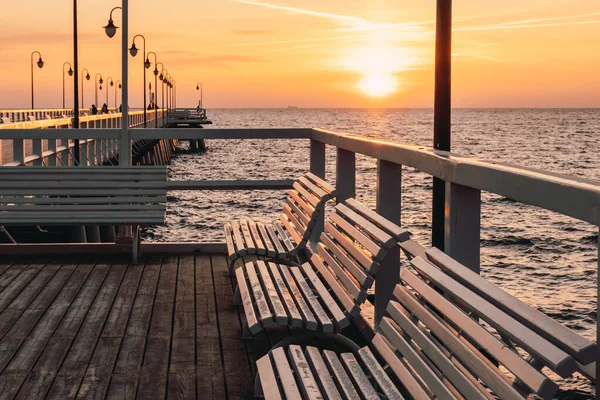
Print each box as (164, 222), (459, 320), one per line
(0, 253), (275, 400)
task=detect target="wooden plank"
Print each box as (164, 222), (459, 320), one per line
(411, 256), (577, 377)
(427, 247), (597, 365)
(257, 222), (277, 258)
(224, 223), (237, 261)
(304, 347), (342, 400)
(248, 220), (267, 256)
(322, 350), (360, 400)
(271, 347), (301, 400)
(346, 198), (407, 241)
(309, 254), (358, 317)
(400, 269), (556, 398)
(211, 255), (253, 398)
(236, 267), (260, 335)
(0, 262), (44, 314)
(256, 261), (287, 326)
(274, 222), (295, 253)
(380, 316), (458, 399)
(268, 263), (302, 328)
(288, 345), (323, 399)
(0, 204), (166, 212)
(290, 267), (333, 332)
(137, 336), (171, 399)
(148, 256), (178, 337)
(399, 239), (427, 260)
(306, 171), (337, 195)
(329, 213), (384, 263)
(371, 334), (431, 400)
(293, 182), (320, 208)
(265, 224), (286, 257)
(298, 176), (328, 200)
(340, 353), (379, 400)
(240, 219), (256, 255)
(256, 354), (283, 400)
(195, 255), (226, 400)
(336, 203), (394, 248)
(301, 263), (348, 329)
(386, 300), (489, 400)
(317, 243), (364, 304)
(287, 198), (311, 228)
(278, 265), (317, 331)
(0, 181), (166, 189)
(289, 190), (315, 217)
(320, 231), (372, 288)
(0, 262), (29, 294)
(0, 189), (166, 196)
(231, 220), (246, 257)
(0, 196), (166, 205)
(105, 374), (138, 400)
(282, 206), (305, 243)
(246, 261), (274, 329)
(101, 264), (145, 338)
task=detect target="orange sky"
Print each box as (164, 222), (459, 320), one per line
(0, 0), (598, 108)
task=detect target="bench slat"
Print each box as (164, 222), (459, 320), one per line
(298, 176), (328, 200)
(346, 198), (407, 241)
(321, 230), (373, 288)
(224, 223), (238, 262)
(248, 220), (266, 256)
(257, 355), (283, 400)
(279, 265), (318, 331)
(240, 219), (256, 255)
(323, 350), (361, 400)
(283, 205), (307, 238)
(317, 242), (365, 304)
(0, 181), (166, 189)
(0, 204), (166, 212)
(280, 212), (303, 246)
(289, 190), (315, 218)
(330, 212), (385, 263)
(380, 317), (459, 399)
(309, 254), (358, 317)
(340, 353), (380, 400)
(0, 196), (166, 205)
(274, 221), (296, 253)
(304, 347), (343, 400)
(411, 256), (577, 378)
(336, 204), (394, 249)
(288, 345), (323, 400)
(266, 224), (286, 256)
(268, 262), (303, 328)
(231, 220), (246, 258)
(305, 172), (337, 195)
(286, 198), (312, 229)
(292, 182), (320, 208)
(0, 189), (166, 196)
(426, 247), (598, 365)
(399, 269), (557, 399)
(399, 239), (427, 260)
(301, 262), (348, 329)
(272, 347), (302, 400)
(358, 346), (405, 400)
(246, 261), (273, 329)
(257, 222), (277, 258)
(290, 267), (333, 332)
(256, 261), (288, 326)
(236, 267), (260, 335)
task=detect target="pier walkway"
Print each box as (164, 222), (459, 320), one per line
(0, 253), (281, 400)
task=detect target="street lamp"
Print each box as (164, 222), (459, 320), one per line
(130, 34), (148, 127)
(63, 62), (74, 109)
(156, 62), (165, 111)
(115, 80), (122, 109)
(103, 6), (122, 38)
(30, 51), (44, 109)
(81, 68), (91, 109)
(106, 77), (113, 107)
(196, 82), (203, 109)
(147, 51), (159, 127)
(95, 73), (103, 107)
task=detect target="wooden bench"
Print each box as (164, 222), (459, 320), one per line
(0, 166), (168, 262)
(234, 198), (408, 336)
(224, 172), (337, 273)
(254, 239), (598, 399)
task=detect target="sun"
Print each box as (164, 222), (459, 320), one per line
(358, 73), (397, 97)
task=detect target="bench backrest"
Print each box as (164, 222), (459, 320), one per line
(309, 198), (408, 319)
(371, 240), (598, 400)
(278, 172), (337, 248)
(0, 166), (168, 226)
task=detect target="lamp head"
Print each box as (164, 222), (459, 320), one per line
(144, 58), (151, 69)
(99, 77), (104, 84)
(99, 84), (103, 90)
(68, 68), (73, 77)
(85, 73), (91, 80)
(37, 58), (44, 69)
(129, 43), (138, 57)
(118, 83), (122, 89)
(196, 85), (199, 90)
(153, 68), (159, 76)
(159, 73), (164, 80)
(103, 19), (118, 38)
(110, 80), (114, 87)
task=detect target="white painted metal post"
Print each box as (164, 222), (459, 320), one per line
(336, 148), (355, 204)
(309, 139), (326, 246)
(375, 160), (402, 324)
(13, 139), (25, 166)
(444, 182), (481, 273)
(32, 139), (42, 165)
(47, 139), (57, 166)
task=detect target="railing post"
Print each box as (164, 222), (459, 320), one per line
(375, 160), (402, 325)
(336, 148), (356, 204)
(61, 139), (70, 166)
(32, 139), (42, 165)
(13, 139), (25, 166)
(309, 139), (326, 246)
(47, 139), (57, 166)
(444, 183), (481, 273)
(0, 139), (3, 166)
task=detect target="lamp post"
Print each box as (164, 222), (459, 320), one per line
(30, 51), (44, 109)
(115, 80), (122, 109)
(81, 68), (91, 109)
(63, 62), (74, 109)
(129, 34), (149, 127)
(147, 51), (159, 127)
(172, 79), (176, 109)
(106, 77), (113, 107)
(158, 67), (167, 117)
(196, 82), (203, 109)
(103, 6), (121, 38)
(95, 73), (103, 107)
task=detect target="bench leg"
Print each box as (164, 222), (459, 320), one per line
(254, 372), (264, 398)
(233, 285), (242, 306)
(132, 226), (140, 264)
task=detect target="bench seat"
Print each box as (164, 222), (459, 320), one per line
(235, 198), (408, 337)
(225, 172), (337, 272)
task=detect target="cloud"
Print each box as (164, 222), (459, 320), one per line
(231, 29), (274, 36)
(456, 12), (600, 32)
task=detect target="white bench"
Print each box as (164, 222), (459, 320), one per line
(0, 166), (168, 262)
(234, 198), (408, 337)
(224, 172), (337, 273)
(255, 238), (598, 399)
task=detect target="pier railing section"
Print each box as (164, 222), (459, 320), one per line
(0, 109), (166, 166)
(0, 126), (599, 378)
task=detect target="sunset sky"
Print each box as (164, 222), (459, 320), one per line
(0, 0), (598, 109)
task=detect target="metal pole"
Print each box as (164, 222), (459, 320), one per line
(73, 1), (80, 164)
(432, 0), (452, 250)
(62, 65), (66, 109)
(120, 0), (130, 166)
(143, 41), (147, 127)
(30, 54), (34, 109)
